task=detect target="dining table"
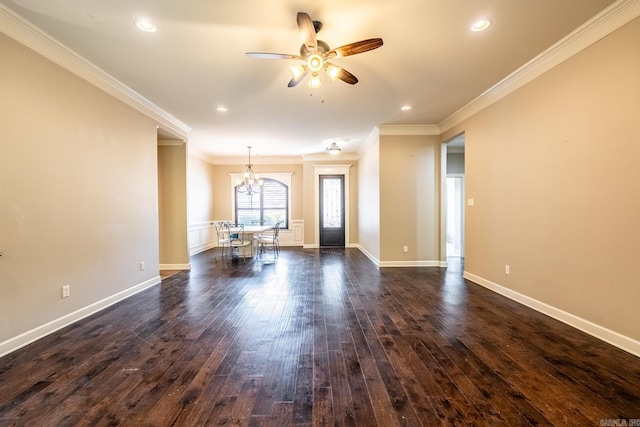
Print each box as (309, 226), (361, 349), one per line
(226, 224), (273, 258)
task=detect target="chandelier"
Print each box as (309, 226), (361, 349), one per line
(236, 146), (264, 195)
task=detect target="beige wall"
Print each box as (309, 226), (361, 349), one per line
(442, 17), (640, 342)
(187, 153), (216, 224)
(0, 33), (161, 347)
(357, 138), (381, 260)
(379, 135), (442, 264)
(158, 144), (189, 266)
(207, 162), (304, 225)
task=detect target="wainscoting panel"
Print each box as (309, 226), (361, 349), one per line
(189, 220), (304, 255)
(188, 222), (217, 256)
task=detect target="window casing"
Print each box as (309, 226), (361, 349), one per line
(235, 178), (288, 228)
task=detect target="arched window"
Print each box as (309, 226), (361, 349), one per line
(235, 178), (288, 228)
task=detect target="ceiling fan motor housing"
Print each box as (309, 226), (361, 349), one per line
(299, 40), (330, 57)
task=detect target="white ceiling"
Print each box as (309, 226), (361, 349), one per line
(1, 0), (616, 160)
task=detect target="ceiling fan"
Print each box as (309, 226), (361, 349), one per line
(245, 12), (383, 88)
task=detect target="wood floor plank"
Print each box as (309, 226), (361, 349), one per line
(1, 249), (639, 426)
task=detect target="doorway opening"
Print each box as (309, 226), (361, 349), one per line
(446, 176), (464, 257)
(444, 134), (465, 258)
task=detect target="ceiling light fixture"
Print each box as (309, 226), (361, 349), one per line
(307, 53), (324, 72)
(325, 64), (341, 82)
(216, 106), (228, 112)
(135, 19), (157, 33)
(309, 73), (322, 89)
(327, 142), (342, 155)
(470, 20), (491, 32)
(290, 64), (306, 80)
(401, 105), (412, 111)
(236, 146), (264, 195)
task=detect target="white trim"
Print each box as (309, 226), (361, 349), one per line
(463, 272), (640, 358)
(379, 260), (442, 268)
(213, 155), (303, 165)
(159, 263), (191, 270)
(439, 0), (640, 133)
(157, 140), (185, 147)
(356, 245), (380, 267)
(378, 124), (440, 136)
(313, 164), (352, 247)
(0, 276), (161, 358)
(0, 4), (191, 140)
(303, 152), (360, 162)
(188, 221), (217, 256)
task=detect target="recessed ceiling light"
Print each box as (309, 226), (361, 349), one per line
(401, 105), (412, 111)
(135, 19), (157, 33)
(216, 106), (228, 112)
(471, 20), (491, 32)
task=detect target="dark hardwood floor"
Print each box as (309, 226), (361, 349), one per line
(1, 248), (639, 426)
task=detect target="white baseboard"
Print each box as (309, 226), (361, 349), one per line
(463, 271), (640, 358)
(379, 260), (442, 267)
(278, 242), (303, 247)
(189, 242), (215, 256)
(0, 276), (161, 358)
(159, 263), (191, 270)
(356, 245), (380, 267)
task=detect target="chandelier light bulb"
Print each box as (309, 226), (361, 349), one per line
(236, 146), (264, 195)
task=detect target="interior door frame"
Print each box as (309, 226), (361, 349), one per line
(313, 164), (351, 248)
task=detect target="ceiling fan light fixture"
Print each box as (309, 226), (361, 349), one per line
(307, 54), (324, 72)
(290, 64), (306, 80)
(309, 73), (322, 89)
(325, 64), (341, 81)
(327, 142), (342, 155)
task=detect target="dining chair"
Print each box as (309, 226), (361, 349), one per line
(257, 221), (282, 258)
(226, 223), (252, 262)
(213, 221), (230, 260)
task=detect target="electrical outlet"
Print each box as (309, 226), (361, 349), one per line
(62, 285), (70, 298)
(403, 246), (408, 253)
(505, 265), (510, 275)
(139, 262), (145, 271)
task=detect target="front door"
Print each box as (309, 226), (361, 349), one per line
(319, 175), (345, 247)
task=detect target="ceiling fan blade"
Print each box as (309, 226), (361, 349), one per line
(245, 52), (301, 60)
(327, 38), (383, 58)
(297, 12), (317, 51)
(288, 68), (309, 87)
(335, 67), (358, 85)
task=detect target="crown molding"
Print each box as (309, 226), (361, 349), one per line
(0, 4), (191, 140)
(302, 152), (359, 162)
(157, 140), (185, 147)
(207, 155), (304, 165)
(439, 0), (640, 133)
(378, 124), (440, 136)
